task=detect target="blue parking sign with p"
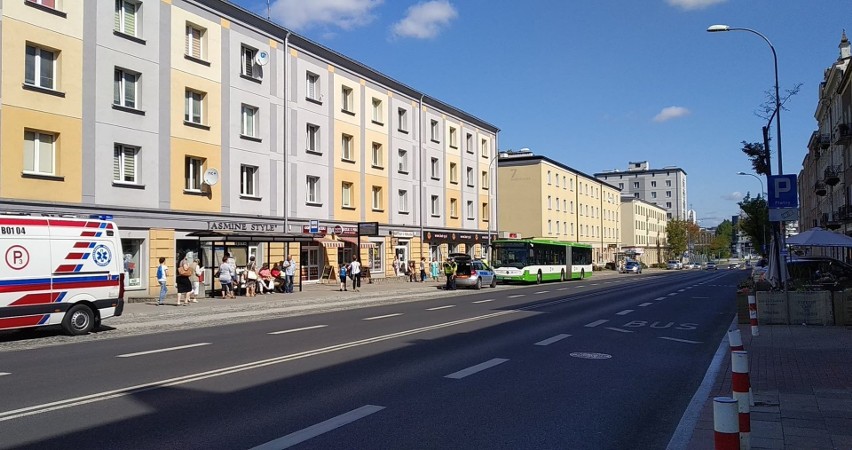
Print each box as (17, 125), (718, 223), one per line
(768, 175), (798, 208)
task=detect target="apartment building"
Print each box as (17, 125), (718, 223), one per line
(595, 161), (688, 220)
(497, 152), (621, 265)
(0, 0), (498, 297)
(619, 197), (668, 265)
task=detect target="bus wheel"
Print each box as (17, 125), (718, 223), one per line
(580, 269), (585, 279)
(536, 271), (542, 284)
(62, 304), (95, 336)
(560, 270), (565, 282)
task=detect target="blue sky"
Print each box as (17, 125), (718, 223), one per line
(235, 0), (849, 227)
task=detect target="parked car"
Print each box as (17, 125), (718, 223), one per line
(621, 261), (642, 274)
(705, 262), (718, 270)
(449, 253), (497, 289)
(684, 262), (699, 269)
(667, 260), (682, 270)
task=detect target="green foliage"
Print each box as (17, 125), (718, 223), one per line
(741, 141), (770, 176)
(667, 219), (689, 259)
(738, 193), (769, 257)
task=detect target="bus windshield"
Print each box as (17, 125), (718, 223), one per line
(493, 244), (529, 269)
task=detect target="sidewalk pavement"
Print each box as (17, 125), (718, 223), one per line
(684, 324), (852, 450)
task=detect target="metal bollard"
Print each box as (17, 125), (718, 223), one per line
(713, 397), (740, 450)
(747, 295), (759, 336)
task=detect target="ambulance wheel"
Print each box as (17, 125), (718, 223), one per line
(62, 304), (95, 336)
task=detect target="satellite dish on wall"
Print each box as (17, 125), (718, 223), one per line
(203, 168), (219, 186)
(255, 51), (270, 66)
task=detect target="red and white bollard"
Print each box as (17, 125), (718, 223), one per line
(747, 294), (759, 336)
(713, 397), (740, 450)
(728, 328), (744, 352)
(732, 350), (752, 449)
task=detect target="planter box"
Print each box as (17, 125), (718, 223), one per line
(756, 291), (834, 325)
(736, 293), (751, 324)
(756, 291), (789, 324)
(835, 289), (852, 326)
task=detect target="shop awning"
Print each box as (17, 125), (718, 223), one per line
(339, 236), (376, 249)
(314, 236), (344, 248)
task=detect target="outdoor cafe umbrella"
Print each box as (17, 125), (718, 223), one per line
(766, 235), (789, 289)
(786, 227), (852, 247)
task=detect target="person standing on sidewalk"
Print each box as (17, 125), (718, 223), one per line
(283, 255), (296, 293)
(350, 256), (362, 292)
(218, 255), (236, 299)
(175, 254), (193, 306)
(338, 262), (348, 291)
(443, 257), (457, 290)
(190, 258), (203, 303)
(419, 257), (427, 282)
(156, 257), (168, 305)
(430, 258), (440, 282)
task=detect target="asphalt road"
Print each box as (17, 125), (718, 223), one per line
(0, 270), (741, 449)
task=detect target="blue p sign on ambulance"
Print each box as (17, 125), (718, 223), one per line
(768, 175), (798, 208)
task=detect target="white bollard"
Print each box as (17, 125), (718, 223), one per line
(713, 397), (740, 450)
(732, 351), (752, 449)
(728, 328), (744, 352)
(747, 295), (759, 336)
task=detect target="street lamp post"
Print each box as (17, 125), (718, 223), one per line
(738, 171), (768, 256)
(485, 153), (501, 261)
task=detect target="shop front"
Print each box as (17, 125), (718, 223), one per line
(422, 230), (492, 262)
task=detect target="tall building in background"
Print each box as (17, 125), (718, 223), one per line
(620, 197), (668, 265)
(595, 161), (688, 221)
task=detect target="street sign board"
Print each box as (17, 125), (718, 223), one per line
(358, 222), (379, 236)
(309, 219), (319, 234)
(769, 207), (798, 222)
(767, 175), (798, 208)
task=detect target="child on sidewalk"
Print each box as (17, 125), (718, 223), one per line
(338, 263), (348, 291)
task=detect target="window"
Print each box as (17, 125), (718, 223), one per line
(548, 220), (552, 234)
(371, 143), (383, 168)
(23, 130), (56, 175)
(184, 89), (204, 124)
(467, 201), (474, 220)
(618, 183), (624, 189)
(306, 124), (320, 153)
(398, 190), (408, 213)
(114, 0), (138, 37)
(113, 144), (137, 183)
(25, 45), (55, 90)
(185, 24), (205, 60)
(666, 180), (672, 187)
(633, 182), (639, 189)
(430, 120), (439, 142)
(481, 171), (489, 189)
(466, 167), (474, 187)
(666, 201), (672, 208)
(556, 198), (560, 211)
(342, 182), (353, 208)
(556, 175), (560, 187)
(430, 158), (440, 179)
(241, 104), (258, 137)
(651, 181), (657, 187)
(480, 138), (489, 158)
(547, 196), (552, 210)
(341, 86), (353, 113)
(371, 98), (383, 124)
(397, 108), (408, 132)
(240, 165), (258, 197)
(241, 46), (258, 79)
(113, 68), (138, 109)
(466, 133), (473, 153)
(306, 176), (320, 204)
(449, 127), (458, 148)
(341, 134), (353, 161)
(666, 191), (672, 198)
(450, 198), (458, 218)
(449, 162), (458, 184)
(430, 195), (440, 216)
(563, 176), (567, 188)
(371, 186), (383, 211)
(557, 221), (561, 235)
(184, 156), (203, 191)
(28, 0), (57, 8)
(547, 171), (551, 184)
(306, 72), (320, 101)
(482, 202), (489, 221)
(398, 149), (408, 173)
(570, 200), (574, 213)
(651, 192), (657, 198)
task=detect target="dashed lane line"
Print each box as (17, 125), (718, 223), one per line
(654, 297), (667, 301)
(557, 288), (569, 291)
(605, 327), (634, 333)
(668, 293), (678, 296)
(363, 313), (403, 321)
(445, 358), (509, 379)
(508, 294), (525, 298)
(638, 302), (653, 307)
(585, 319), (608, 328)
(250, 405), (385, 450)
(472, 299), (494, 304)
(534, 334), (571, 346)
(659, 336), (702, 344)
(116, 343), (212, 358)
(678, 289), (686, 292)
(268, 325), (328, 335)
(534, 291), (549, 295)
(616, 310), (634, 316)
(426, 305), (455, 311)
(0, 373), (9, 377)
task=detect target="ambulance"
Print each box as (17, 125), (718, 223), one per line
(0, 214), (125, 335)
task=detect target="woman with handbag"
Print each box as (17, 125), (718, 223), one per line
(245, 256), (258, 297)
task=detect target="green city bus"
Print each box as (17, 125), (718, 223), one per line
(491, 238), (593, 283)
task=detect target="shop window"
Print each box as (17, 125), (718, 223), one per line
(121, 238), (144, 288)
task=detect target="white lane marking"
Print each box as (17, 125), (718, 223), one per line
(363, 313), (403, 321)
(268, 325), (328, 335)
(0, 309), (520, 423)
(639, 302), (653, 307)
(250, 405), (385, 450)
(508, 294), (525, 298)
(668, 293), (678, 296)
(0, 373), (10, 377)
(557, 288), (568, 291)
(116, 343), (211, 358)
(535, 334), (571, 346)
(585, 319), (608, 328)
(534, 291), (548, 295)
(472, 299), (494, 304)
(591, 283), (599, 286)
(654, 297), (666, 301)
(577, 285), (586, 288)
(616, 310), (634, 316)
(605, 327), (634, 333)
(659, 336), (702, 344)
(426, 305), (455, 311)
(678, 289), (686, 292)
(445, 358), (509, 379)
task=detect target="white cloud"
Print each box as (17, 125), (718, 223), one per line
(653, 106), (691, 123)
(270, 0), (382, 31)
(665, 0), (727, 11)
(723, 192), (744, 201)
(392, 0), (458, 39)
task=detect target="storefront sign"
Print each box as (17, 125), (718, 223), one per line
(392, 231), (416, 238)
(208, 221), (282, 233)
(423, 231), (487, 242)
(301, 224), (358, 236)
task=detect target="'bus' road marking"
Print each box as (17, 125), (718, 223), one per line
(0, 373), (10, 377)
(534, 291), (548, 295)
(616, 310), (634, 316)
(535, 334), (571, 346)
(508, 294), (525, 298)
(473, 299), (494, 304)
(654, 297), (667, 301)
(639, 302), (653, 307)
(250, 405), (385, 450)
(116, 343), (211, 358)
(605, 327), (634, 333)
(426, 305), (455, 311)
(268, 325), (328, 335)
(445, 358), (509, 379)
(363, 313), (403, 321)
(659, 336), (702, 344)
(585, 319), (608, 328)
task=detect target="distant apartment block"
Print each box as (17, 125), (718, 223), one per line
(620, 197), (668, 265)
(595, 161), (688, 220)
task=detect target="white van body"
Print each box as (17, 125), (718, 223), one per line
(0, 215), (125, 335)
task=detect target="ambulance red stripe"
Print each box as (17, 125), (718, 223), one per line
(0, 315), (46, 329)
(0, 218), (48, 226)
(9, 292), (62, 306)
(73, 242), (93, 248)
(0, 280), (115, 294)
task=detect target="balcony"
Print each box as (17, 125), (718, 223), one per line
(824, 165), (841, 186)
(814, 181), (827, 196)
(839, 205), (852, 222)
(834, 123), (852, 145)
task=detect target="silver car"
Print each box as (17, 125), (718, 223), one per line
(451, 254), (497, 289)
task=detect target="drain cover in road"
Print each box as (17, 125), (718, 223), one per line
(569, 352), (612, 360)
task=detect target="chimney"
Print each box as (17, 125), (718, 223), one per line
(840, 30), (850, 60)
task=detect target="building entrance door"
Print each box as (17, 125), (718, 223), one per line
(300, 246), (321, 281)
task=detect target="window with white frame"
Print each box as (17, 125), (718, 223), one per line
(547, 171), (551, 184)
(651, 192), (657, 198)
(430, 158), (440, 179)
(25, 45), (56, 90)
(397, 108), (408, 133)
(398, 189), (408, 213)
(28, 0), (58, 9)
(633, 181), (639, 189)
(563, 176), (567, 188)
(306, 72), (320, 101)
(466, 200), (474, 220)
(184, 89), (204, 124)
(618, 183), (624, 189)
(450, 198), (458, 218)
(666, 201), (672, 208)
(371, 143), (383, 168)
(341, 182), (353, 208)
(184, 156), (203, 191)
(23, 130), (55, 175)
(481, 171), (489, 189)
(556, 198), (560, 211)
(557, 221), (561, 235)
(114, 0), (139, 37)
(570, 200), (573, 213)
(398, 149), (408, 173)
(241, 104), (258, 137)
(482, 202), (489, 221)
(666, 180), (672, 187)
(466, 167), (474, 187)
(563, 199), (567, 211)
(449, 162), (458, 184)
(371, 98), (383, 123)
(306, 123), (320, 153)
(480, 138), (489, 158)
(466, 133), (473, 153)
(341, 134), (353, 161)
(185, 23), (205, 60)
(240, 164), (258, 197)
(651, 181), (657, 187)
(431, 195), (440, 216)
(666, 191), (672, 198)
(306, 176), (320, 204)
(371, 186), (383, 211)
(548, 220), (552, 234)
(113, 144), (137, 183)
(449, 127), (457, 148)
(341, 86), (353, 113)
(555, 175), (560, 187)
(241, 45), (259, 79)
(430, 120), (439, 142)
(113, 68), (138, 109)
(548, 196), (552, 210)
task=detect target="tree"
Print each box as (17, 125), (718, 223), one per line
(715, 219), (733, 241)
(666, 219), (689, 259)
(741, 141), (770, 176)
(742, 83), (802, 177)
(738, 194), (769, 257)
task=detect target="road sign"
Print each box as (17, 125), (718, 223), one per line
(309, 220), (319, 234)
(358, 222), (379, 236)
(768, 175), (798, 208)
(769, 207), (798, 222)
